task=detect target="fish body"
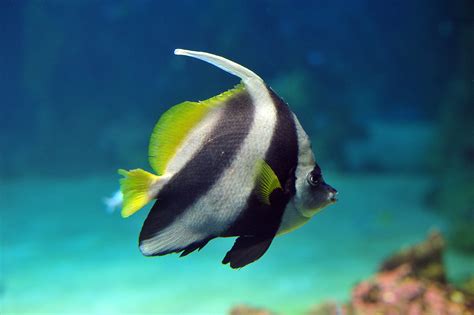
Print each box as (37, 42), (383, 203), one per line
(119, 49), (337, 268)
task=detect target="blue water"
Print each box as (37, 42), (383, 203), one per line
(2, 1), (473, 314)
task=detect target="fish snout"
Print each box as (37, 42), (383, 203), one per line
(325, 184), (338, 203)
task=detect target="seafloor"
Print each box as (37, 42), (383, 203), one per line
(2, 173), (473, 314)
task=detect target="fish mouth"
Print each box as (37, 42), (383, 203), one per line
(328, 192), (338, 203)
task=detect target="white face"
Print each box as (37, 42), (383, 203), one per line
(292, 119), (337, 218)
(294, 162), (337, 218)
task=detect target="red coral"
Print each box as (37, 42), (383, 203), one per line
(348, 264), (473, 315)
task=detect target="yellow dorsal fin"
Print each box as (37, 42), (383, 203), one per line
(148, 83), (245, 175)
(118, 168), (159, 218)
(255, 160), (282, 205)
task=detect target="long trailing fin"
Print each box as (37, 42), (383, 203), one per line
(148, 84), (245, 175)
(174, 49), (262, 83)
(118, 169), (159, 218)
(255, 160), (282, 205)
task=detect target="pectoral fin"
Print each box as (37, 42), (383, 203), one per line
(254, 159), (282, 205)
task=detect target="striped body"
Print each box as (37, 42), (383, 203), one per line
(140, 82), (300, 254)
(119, 49), (337, 268)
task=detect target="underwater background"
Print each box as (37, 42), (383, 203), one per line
(1, 1), (473, 314)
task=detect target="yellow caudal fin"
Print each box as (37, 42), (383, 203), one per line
(118, 169), (159, 218)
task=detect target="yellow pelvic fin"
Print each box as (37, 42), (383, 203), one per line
(148, 83), (245, 175)
(118, 168), (159, 218)
(255, 160), (282, 205)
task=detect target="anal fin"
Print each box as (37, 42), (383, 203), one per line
(222, 235), (275, 269)
(139, 200), (216, 257)
(179, 239), (211, 257)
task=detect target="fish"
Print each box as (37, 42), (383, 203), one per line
(118, 49), (338, 268)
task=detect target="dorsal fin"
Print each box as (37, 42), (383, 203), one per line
(148, 84), (245, 175)
(174, 49), (263, 84)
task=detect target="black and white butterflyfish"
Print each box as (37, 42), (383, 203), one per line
(118, 49), (338, 269)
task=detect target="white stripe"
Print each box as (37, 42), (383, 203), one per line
(277, 115), (315, 235)
(195, 80), (276, 227)
(165, 108), (222, 175)
(291, 115), (317, 218)
(293, 114), (315, 193)
(147, 102), (224, 197)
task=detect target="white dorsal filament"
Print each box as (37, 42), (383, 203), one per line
(174, 48), (263, 84)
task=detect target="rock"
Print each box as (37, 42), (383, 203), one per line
(307, 301), (347, 315)
(349, 264), (474, 315)
(310, 231), (474, 315)
(461, 277), (474, 296)
(229, 305), (274, 315)
(379, 230), (445, 283)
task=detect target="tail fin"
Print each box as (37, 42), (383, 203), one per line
(118, 169), (159, 218)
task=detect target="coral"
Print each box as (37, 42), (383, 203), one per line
(348, 264), (473, 315)
(461, 277), (474, 296)
(379, 230), (445, 283)
(310, 231), (474, 315)
(229, 305), (274, 315)
(308, 301), (347, 315)
(231, 232), (474, 314)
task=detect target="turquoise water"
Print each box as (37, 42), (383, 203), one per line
(3, 173), (473, 314)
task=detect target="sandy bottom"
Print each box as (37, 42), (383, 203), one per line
(1, 173), (473, 314)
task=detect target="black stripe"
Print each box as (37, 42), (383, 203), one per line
(223, 86), (298, 237)
(139, 89), (255, 243)
(265, 88), (298, 194)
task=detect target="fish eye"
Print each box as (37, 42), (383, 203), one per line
(306, 172), (319, 186)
